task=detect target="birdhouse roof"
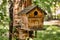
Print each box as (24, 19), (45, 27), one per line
(19, 5), (47, 15)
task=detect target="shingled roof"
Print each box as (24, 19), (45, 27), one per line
(19, 5), (47, 15)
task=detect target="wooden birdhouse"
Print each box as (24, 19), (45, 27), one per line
(18, 5), (47, 30)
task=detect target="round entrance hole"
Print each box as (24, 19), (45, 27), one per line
(34, 11), (38, 16)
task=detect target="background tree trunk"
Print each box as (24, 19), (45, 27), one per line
(9, 0), (13, 40)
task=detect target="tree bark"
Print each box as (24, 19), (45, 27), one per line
(9, 0), (13, 40)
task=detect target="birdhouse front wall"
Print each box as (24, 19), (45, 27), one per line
(27, 7), (44, 30)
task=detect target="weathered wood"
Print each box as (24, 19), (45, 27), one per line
(19, 6), (45, 30)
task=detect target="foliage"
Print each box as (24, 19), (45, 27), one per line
(0, 0), (60, 40)
(34, 25), (60, 40)
(0, 0), (9, 40)
(0, 29), (9, 40)
(0, 0), (9, 27)
(33, 0), (60, 19)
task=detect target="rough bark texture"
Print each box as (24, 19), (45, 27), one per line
(9, 0), (13, 40)
(9, 0), (33, 40)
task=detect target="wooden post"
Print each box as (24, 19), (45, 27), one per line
(35, 30), (37, 38)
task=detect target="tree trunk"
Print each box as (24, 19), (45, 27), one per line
(9, 0), (13, 40)
(9, 0), (33, 40)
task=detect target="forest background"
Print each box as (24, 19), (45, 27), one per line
(0, 0), (60, 40)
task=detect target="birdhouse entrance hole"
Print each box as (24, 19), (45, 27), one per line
(34, 11), (38, 16)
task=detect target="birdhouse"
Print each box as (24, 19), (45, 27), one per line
(18, 5), (47, 30)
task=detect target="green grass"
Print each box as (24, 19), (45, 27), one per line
(0, 29), (9, 40)
(34, 31), (60, 40)
(0, 25), (60, 40)
(34, 25), (60, 40)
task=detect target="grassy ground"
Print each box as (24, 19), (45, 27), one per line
(34, 25), (60, 40)
(0, 25), (60, 40)
(0, 29), (9, 40)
